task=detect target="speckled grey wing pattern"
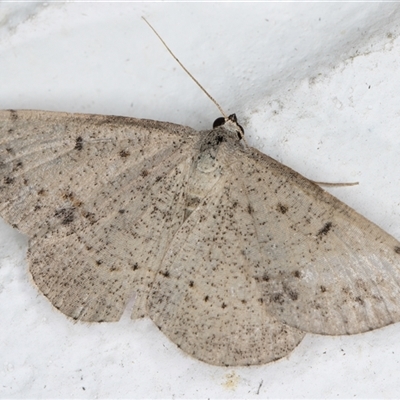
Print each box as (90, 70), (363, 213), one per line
(0, 110), (199, 322)
(3, 109), (400, 367)
(239, 147), (400, 336)
(148, 173), (304, 366)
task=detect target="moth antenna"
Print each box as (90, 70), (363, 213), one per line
(311, 181), (359, 187)
(142, 16), (228, 119)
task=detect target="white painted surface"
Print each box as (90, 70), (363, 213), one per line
(1, 3), (400, 398)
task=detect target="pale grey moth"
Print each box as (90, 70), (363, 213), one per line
(2, 17), (400, 367)
(1, 108), (400, 367)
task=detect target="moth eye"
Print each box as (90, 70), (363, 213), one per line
(227, 114), (238, 123)
(212, 117), (225, 128)
(213, 114), (244, 140)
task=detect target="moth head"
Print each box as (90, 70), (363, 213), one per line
(213, 114), (244, 141)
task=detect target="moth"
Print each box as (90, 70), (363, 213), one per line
(1, 21), (400, 367)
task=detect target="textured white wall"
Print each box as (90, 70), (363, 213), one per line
(1, 3), (400, 398)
